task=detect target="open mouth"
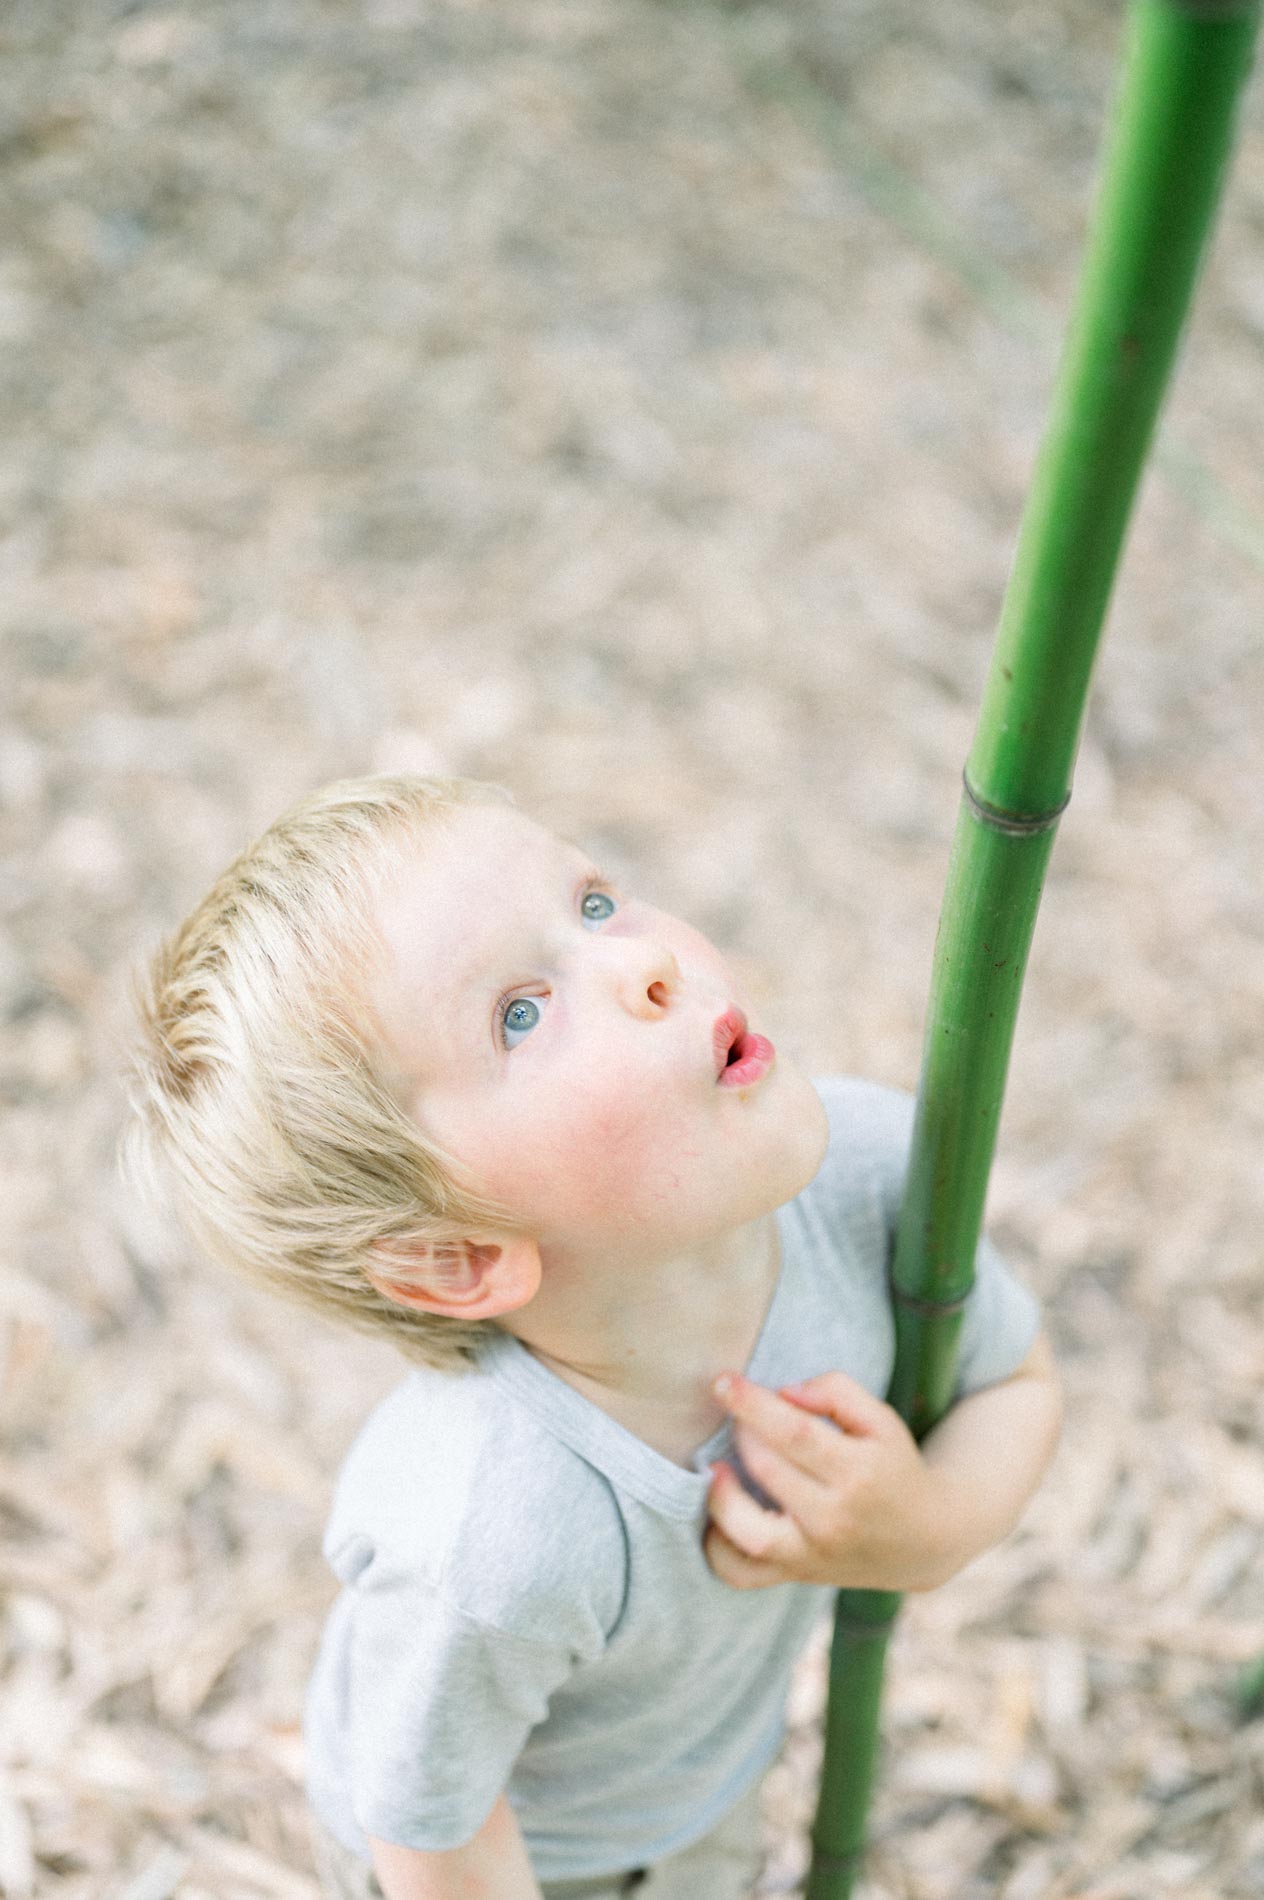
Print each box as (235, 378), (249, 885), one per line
(714, 1007), (747, 1077)
(714, 1008), (776, 1088)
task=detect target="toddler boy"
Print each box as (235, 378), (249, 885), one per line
(127, 773), (1061, 1900)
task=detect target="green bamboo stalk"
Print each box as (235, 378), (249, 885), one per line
(806, 6), (1260, 1895)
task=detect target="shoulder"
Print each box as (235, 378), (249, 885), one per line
(322, 1365), (627, 1654)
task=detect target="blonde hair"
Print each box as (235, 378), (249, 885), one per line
(122, 773), (524, 1372)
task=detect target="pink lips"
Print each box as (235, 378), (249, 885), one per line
(713, 1007), (776, 1089)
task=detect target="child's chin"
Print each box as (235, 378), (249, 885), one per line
(770, 1071), (831, 1192)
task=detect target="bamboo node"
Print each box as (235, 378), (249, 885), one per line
(962, 772), (1070, 836)
(831, 1607), (899, 1642)
(807, 1846), (866, 1877)
(888, 1265), (970, 1320)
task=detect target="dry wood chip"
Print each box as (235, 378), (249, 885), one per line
(0, 1766), (36, 1900)
(183, 1823), (322, 1899)
(112, 1843), (189, 1900)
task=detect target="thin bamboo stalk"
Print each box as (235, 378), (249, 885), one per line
(806, 6), (1260, 1895)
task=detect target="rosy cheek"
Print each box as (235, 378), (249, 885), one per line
(533, 1086), (668, 1191)
(549, 1085), (642, 1164)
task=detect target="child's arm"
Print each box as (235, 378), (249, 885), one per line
(704, 1332), (1061, 1593)
(367, 1796), (543, 1900)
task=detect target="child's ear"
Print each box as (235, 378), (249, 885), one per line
(365, 1232), (542, 1321)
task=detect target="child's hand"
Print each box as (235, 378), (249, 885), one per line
(703, 1369), (955, 1594)
(704, 1336), (1061, 1595)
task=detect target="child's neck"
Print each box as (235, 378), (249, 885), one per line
(498, 1212), (782, 1467)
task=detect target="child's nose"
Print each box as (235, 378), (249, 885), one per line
(611, 939), (681, 1016)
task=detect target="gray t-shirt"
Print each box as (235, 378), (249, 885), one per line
(303, 1077), (1040, 1880)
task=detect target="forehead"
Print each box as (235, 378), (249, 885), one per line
(380, 802), (575, 931)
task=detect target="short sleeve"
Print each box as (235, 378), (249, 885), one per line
(341, 1554), (579, 1852)
(816, 1077), (1040, 1400)
(949, 1231), (1040, 1397)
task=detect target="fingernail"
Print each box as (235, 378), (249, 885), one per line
(714, 1373), (735, 1400)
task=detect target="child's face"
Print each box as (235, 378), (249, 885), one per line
(370, 803), (829, 1261)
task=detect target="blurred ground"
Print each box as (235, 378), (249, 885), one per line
(4, 1), (1264, 1895)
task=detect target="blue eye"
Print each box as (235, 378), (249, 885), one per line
(581, 889), (616, 925)
(499, 996), (542, 1048)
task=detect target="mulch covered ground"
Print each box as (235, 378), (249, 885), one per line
(4, 1), (1264, 1894)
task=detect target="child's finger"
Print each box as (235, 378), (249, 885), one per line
(705, 1461), (806, 1566)
(703, 1521), (791, 1592)
(778, 1370), (891, 1437)
(732, 1423), (830, 1527)
(713, 1371), (844, 1479)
